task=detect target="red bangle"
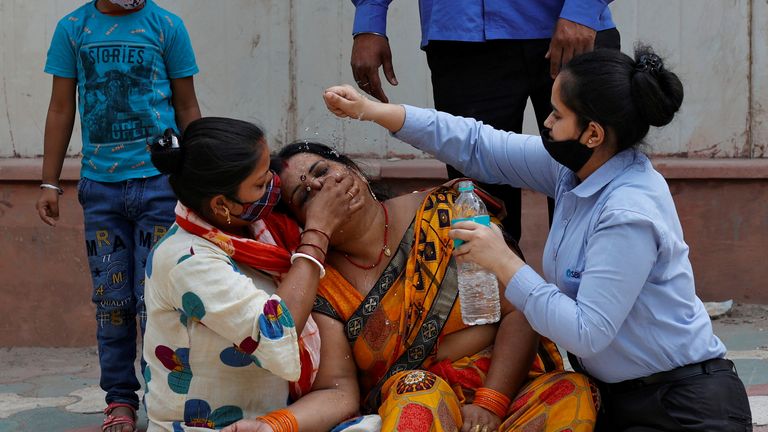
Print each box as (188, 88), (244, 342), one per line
(256, 408), (298, 432)
(473, 387), (511, 419)
(297, 242), (327, 259)
(302, 228), (331, 243)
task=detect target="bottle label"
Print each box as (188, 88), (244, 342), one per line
(450, 215), (491, 248)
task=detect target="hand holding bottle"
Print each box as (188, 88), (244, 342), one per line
(450, 221), (526, 288)
(451, 181), (501, 325)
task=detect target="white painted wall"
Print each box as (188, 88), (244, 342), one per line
(0, 0), (764, 158)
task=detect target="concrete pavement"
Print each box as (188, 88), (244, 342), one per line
(0, 303), (766, 431)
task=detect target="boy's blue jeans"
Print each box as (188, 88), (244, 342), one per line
(78, 175), (176, 409)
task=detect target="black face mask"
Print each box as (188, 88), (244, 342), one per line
(541, 127), (594, 173)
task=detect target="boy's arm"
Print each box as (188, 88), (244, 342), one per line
(36, 76), (77, 226)
(170, 76), (201, 131)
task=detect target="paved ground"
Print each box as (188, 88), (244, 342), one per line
(0, 303), (766, 431)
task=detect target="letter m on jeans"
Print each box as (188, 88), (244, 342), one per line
(139, 226), (167, 248)
(138, 230), (153, 248)
(86, 239), (98, 256)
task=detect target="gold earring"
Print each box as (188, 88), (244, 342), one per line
(223, 207), (231, 224)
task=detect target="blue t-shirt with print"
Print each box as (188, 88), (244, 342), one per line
(45, 0), (198, 182)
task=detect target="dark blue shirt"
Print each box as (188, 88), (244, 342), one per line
(353, 0), (615, 48)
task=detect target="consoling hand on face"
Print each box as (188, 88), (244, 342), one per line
(276, 145), (371, 233)
(303, 172), (363, 234)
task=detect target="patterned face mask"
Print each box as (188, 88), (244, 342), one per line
(108, 0), (146, 9)
(230, 172), (282, 222)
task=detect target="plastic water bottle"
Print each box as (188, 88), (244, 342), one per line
(451, 181), (501, 325)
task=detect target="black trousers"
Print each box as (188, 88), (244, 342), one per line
(425, 29), (620, 241)
(594, 362), (753, 431)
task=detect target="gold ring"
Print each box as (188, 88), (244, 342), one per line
(472, 425), (481, 432)
(346, 191), (354, 198)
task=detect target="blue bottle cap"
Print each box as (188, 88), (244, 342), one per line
(457, 180), (474, 192)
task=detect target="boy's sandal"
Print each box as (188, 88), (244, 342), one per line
(102, 402), (137, 432)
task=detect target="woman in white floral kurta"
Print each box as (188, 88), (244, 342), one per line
(143, 119), (365, 432)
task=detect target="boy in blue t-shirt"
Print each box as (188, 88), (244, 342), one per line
(35, 1), (200, 430)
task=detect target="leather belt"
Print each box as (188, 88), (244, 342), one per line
(605, 358), (735, 394)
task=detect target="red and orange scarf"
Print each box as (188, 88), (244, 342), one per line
(175, 202), (301, 277)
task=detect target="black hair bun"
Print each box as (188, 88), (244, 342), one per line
(631, 45), (684, 127)
(149, 128), (184, 175)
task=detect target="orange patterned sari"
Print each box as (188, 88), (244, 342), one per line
(314, 186), (598, 431)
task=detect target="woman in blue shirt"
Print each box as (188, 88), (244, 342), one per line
(321, 45), (752, 431)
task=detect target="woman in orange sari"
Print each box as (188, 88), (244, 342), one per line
(273, 142), (599, 432)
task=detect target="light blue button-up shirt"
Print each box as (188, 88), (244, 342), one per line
(394, 105), (726, 383)
(352, 0), (615, 48)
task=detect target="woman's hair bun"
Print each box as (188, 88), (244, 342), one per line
(149, 128), (184, 175)
(630, 45), (684, 127)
